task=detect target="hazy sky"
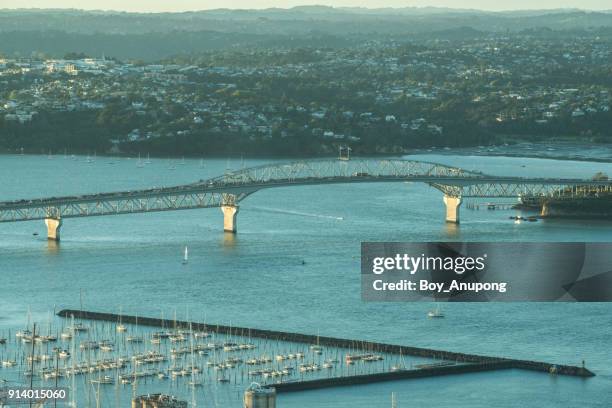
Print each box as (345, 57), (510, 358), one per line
(1, 0), (610, 12)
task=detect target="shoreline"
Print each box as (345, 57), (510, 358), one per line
(430, 150), (612, 164)
(3, 148), (612, 163)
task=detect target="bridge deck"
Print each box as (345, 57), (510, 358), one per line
(1, 159), (611, 222)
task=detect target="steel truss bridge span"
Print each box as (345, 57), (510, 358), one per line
(1, 159), (611, 239)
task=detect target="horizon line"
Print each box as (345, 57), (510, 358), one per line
(1, 5), (611, 14)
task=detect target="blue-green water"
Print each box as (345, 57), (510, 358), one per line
(1, 153), (611, 407)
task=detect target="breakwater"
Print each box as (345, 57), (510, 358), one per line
(269, 361), (514, 393)
(56, 308), (595, 392)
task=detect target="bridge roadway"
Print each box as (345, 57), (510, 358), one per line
(1, 158), (611, 240)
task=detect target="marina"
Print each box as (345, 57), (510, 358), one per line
(0, 309), (595, 406)
(53, 310), (594, 379)
(0, 310), (461, 407)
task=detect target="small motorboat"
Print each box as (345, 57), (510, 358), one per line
(68, 323), (88, 332)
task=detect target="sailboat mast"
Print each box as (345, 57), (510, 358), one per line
(190, 322), (197, 407)
(29, 323), (36, 408)
(71, 315), (76, 407)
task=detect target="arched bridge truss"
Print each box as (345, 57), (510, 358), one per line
(1, 159), (611, 240)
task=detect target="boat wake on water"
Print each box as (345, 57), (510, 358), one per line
(249, 207), (344, 221)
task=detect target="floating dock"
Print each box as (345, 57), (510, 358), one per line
(56, 309), (594, 393)
(465, 202), (516, 210)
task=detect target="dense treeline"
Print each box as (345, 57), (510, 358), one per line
(0, 107), (525, 157)
(0, 111), (111, 154)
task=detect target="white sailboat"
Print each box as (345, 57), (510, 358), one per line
(427, 304), (444, 318)
(145, 153), (152, 164)
(310, 330), (323, 354)
(182, 246), (189, 265)
(390, 348), (406, 372)
(117, 307), (127, 332)
(136, 153), (144, 168)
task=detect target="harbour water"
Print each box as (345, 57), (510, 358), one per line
(1, 152), (612, 407)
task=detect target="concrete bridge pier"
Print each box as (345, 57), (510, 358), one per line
(540, 202), (551, 217)
(443, 195), (462, 224)
(221, 205), (239, 233)
(45, 217), (63, 241)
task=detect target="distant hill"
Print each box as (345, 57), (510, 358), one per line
(0, 7), (611, 60)
(1, 7), (611, 35)
(0, 30), (355, 60)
